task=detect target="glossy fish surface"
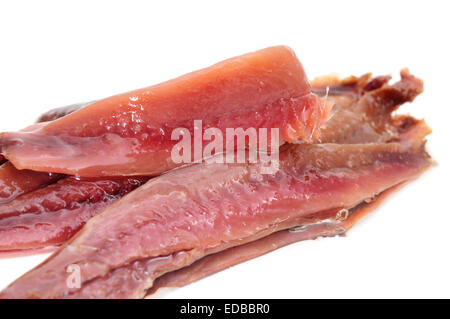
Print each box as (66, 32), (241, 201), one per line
(1, 46), (328, 177)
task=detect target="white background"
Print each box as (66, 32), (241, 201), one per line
(0, 1), (449, 298)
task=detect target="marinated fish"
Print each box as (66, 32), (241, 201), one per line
(0, 46), (328, 177)
(0, 60), (431, 299)
(0, 72), (427, 254)
(0, 176), (149, 251)
(0, 136), (431, 298)
(0, 101), (91, 204)
(147, 183), (402, 295)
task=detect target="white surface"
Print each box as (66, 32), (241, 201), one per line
(0, 1), (449, 298)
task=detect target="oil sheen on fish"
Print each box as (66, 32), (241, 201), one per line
(0, 72), (427, 258)
(0, 135), (431, 298)
(147, 184), (401, 295)
(144, 72), (430, 295)
(0, 46), (328, 177)
(0, 176), (149, 251)
(0, 101), (91, 204)
(316, 69), (424, 144)
(0, 162), (62, 205)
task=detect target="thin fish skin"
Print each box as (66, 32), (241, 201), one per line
(0, 71), (431, 298)
(317, 69), (423, 144)
(36, 101), (93, 123)
(0, 46), (327, 177)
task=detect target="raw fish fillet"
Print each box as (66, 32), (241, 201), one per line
(0, 69), (421, 206)
(147, 183), (400, 295)
(0, 162), (61, 205)
(0, 46), (328, 177)
(145, 72), (429, 295)
(0, 134), (431, 298)
(0, 176), (148, 251)
(0, 72), (426, 255)
(0, 101), (90, 204)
